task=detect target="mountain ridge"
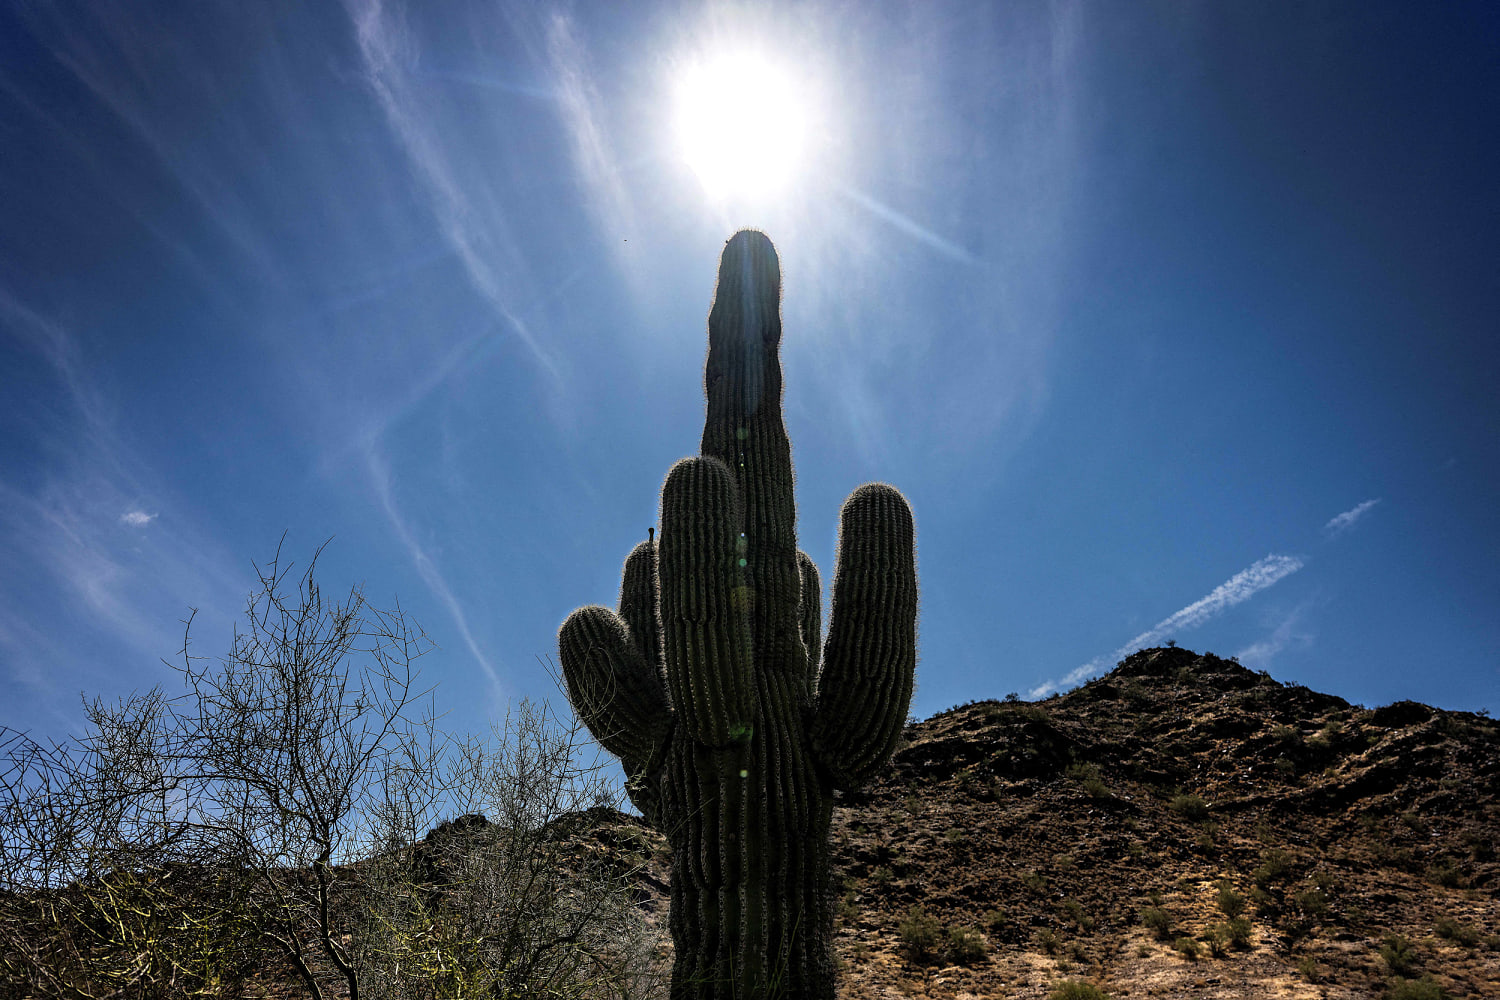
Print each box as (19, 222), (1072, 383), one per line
(823, 646), (1499, 998)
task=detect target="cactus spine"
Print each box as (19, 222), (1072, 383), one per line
(559, 231), (917, 1000)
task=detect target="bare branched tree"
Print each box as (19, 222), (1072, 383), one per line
(352, 699), (669, 1000)
(0, 541), (667, 1000)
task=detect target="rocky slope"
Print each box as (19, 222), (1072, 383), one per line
(820, 646), (1500, 999)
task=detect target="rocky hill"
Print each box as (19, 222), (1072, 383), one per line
(820, 646), (1500, 999)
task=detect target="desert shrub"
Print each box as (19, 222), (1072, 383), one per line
(1294, 887), (1329, 918)
(1206, 925), (1228, 957)
(946, 926), (988, 964)
(1425, 860), (1461, 887)
(1035, 928), (1060, 954)
(1024, 871), (1049, 894)
(1060, 898), (1094, 932)
(1066, 763), (1112, 800)
(982, 909), (1009, 934)
(943, 826), (966, 844)
(835, 892), (859, 925)
(1049, 980), (1110, 1000)
(898, 905), (942, 960)
(1399, 811), (1428, 835)
(1433, 916), (1480, 948)
(1169, 794), (1209, 822)
(1216, 881), (1246, 919)
(1173, 936), (1201, 960)
(1254, 848), (1294, 887)
(1223, 916), (1252, 948)
(1379, 934), (1419, 976)
(1140, 906), (1172, 940)
(1386, 976), (1450, 1000)
(1297, 955), (1318, 981)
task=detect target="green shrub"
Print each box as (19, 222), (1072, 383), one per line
(1425, 861), (1461, 887)
(835, 893), (859, 925)
(1433, 916), (1479, 948)
(1082, 776), (1112, 799)
(1173, 936), (1201, 960)
(1066, 762), (1112, 800)
(1293, 888), (1328, 918)
(1399, 811), (1428, 835)
(1035, 928), (1060, 954)
(1049, 981), (1111, 1000)
(982, 908), (1009, 934)
(1060, 898), (1094, 931)
(1169, 793), (1210, 822)
(1223, 916), (1252, 948)
(1140, 906), (1172, 940)
(1379, 934), (1419, 976)
(1215, 881), (1246, 919)
(946, 926), (987, 964)
(1386, 976), (1450, 1000)
(898, 905), (941, 960)
(1254, 848), (1293, 887)
(1297, 955), (1317, 981)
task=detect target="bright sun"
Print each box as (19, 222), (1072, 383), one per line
(673, 52), (810, 200)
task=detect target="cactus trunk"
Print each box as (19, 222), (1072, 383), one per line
(559, 231), (917, 1000)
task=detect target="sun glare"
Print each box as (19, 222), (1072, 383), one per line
(673, 52), (810, 200)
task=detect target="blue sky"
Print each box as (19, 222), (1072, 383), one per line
(2, 1), (1496, 754)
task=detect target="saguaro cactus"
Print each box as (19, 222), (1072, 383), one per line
(559, 230), (917, 1000)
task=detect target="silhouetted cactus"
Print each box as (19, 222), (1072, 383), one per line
(559, 231), (917, 1000)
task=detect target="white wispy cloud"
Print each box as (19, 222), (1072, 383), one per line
(343, 0), (557, 378)
(362, 441), (502, 697)
(544, 12), (635, 239)
(1, 293), (245, 718)
(1236, 602), (1314, 668)
(1324, 498), (1381, 535)
(838, 187), (980, 265)
(1031, 553), (1305, 698)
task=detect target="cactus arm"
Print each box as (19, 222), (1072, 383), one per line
(798, 550), (823, 679)
(700, 231), (806, 688)
(617, 536), (664, 679)
(809, 483), (918, 788)
(557, 605), (670, 765)
(659, 455), (756, 746)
